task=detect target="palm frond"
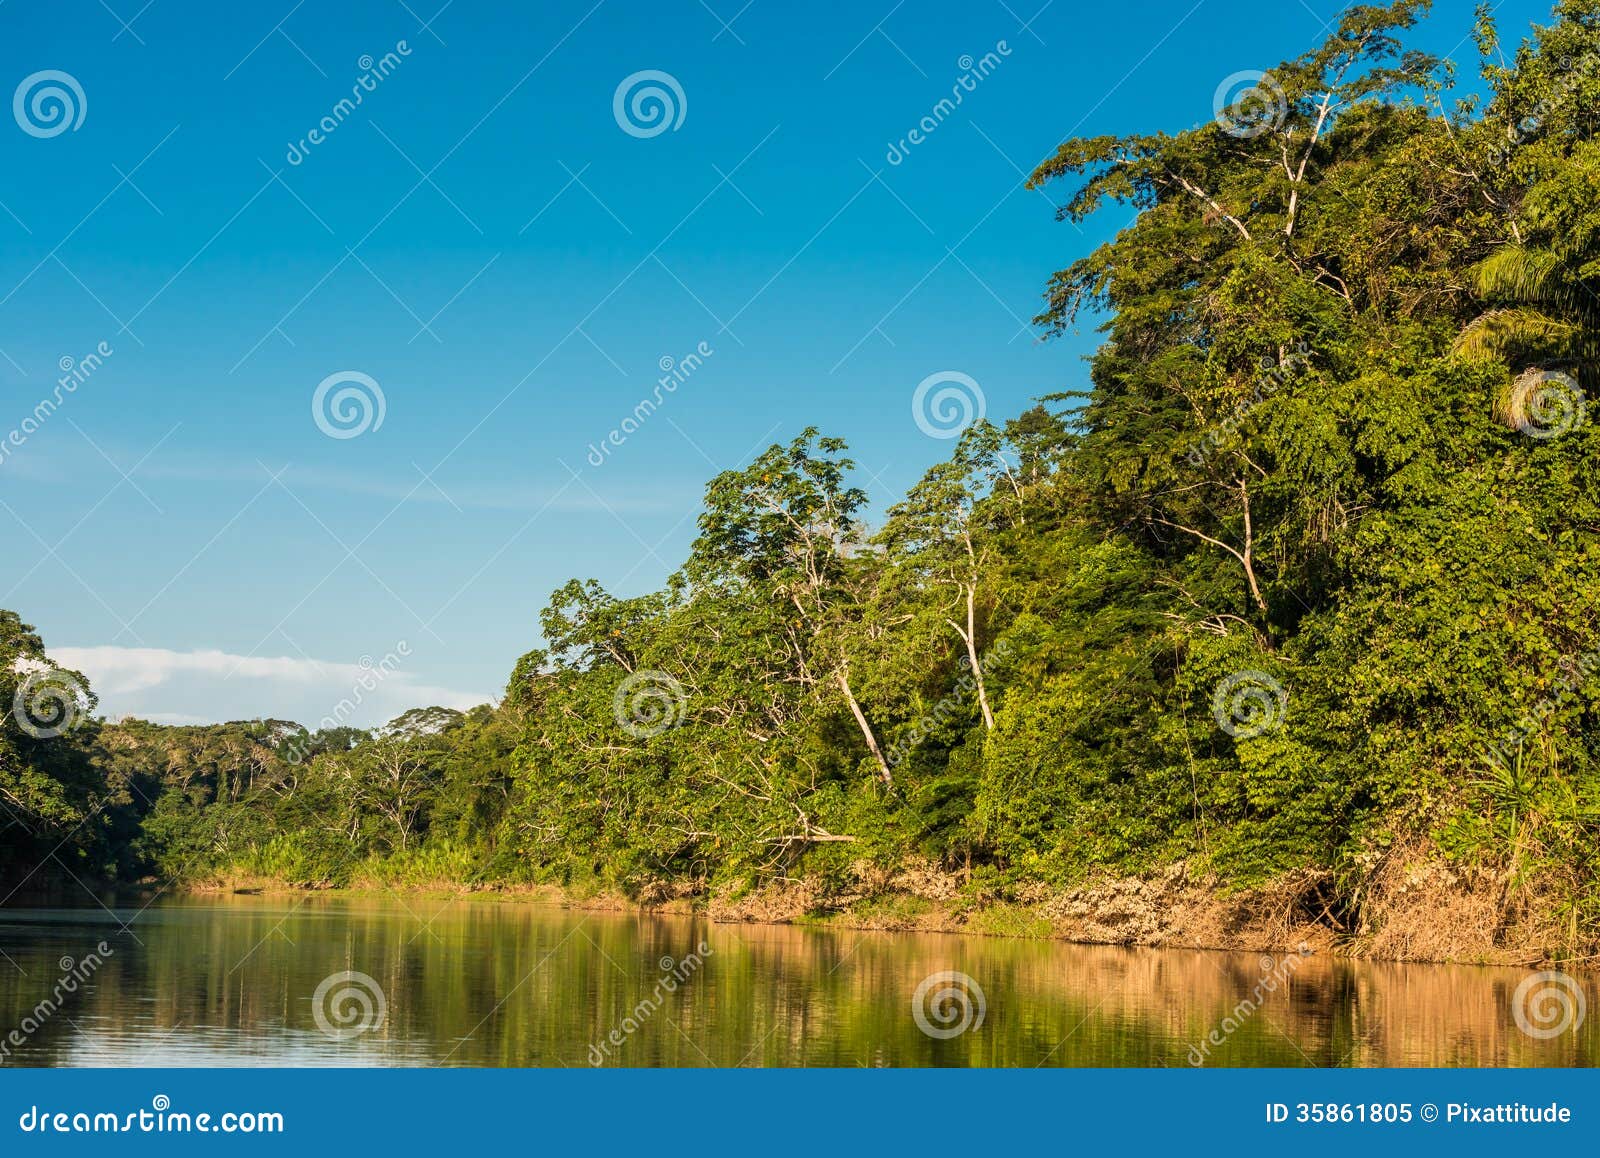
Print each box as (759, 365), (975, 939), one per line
(1473, 245), (1598, 323)
(1453, 306), (1581, 362)
(1497, 367), (1588, 433)
(1474, 246), (1563, 303)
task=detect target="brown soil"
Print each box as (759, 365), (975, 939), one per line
(183, 852), (1579, 967)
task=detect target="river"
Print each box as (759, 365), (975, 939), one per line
(0, 895), (1593, 1066)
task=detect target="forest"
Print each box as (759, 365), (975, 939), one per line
(4, 0), (1600, 961)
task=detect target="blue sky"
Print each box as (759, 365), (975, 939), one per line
(0, 0), (1553, 726)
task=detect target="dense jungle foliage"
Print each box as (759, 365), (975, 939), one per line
(5, 2), (1600, 949)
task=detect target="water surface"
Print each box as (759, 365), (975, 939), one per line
(0, 896), (1593, 1067)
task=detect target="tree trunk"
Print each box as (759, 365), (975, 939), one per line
(837, 670), (892, 786)
(963, 584), (995, 730)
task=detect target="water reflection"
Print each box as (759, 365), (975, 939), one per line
(0, 896), (1592, 1067)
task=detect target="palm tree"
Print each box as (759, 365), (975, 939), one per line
(1455, 242), (1600, 396)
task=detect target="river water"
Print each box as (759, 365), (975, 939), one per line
(0, 895), (1593, 1066)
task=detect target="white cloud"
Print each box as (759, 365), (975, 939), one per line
(49, 645), (493, 731)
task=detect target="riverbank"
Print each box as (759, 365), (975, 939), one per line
(182, 849), (1574, 968)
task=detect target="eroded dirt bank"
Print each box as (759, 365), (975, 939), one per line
(188, 850), (1579, 967)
